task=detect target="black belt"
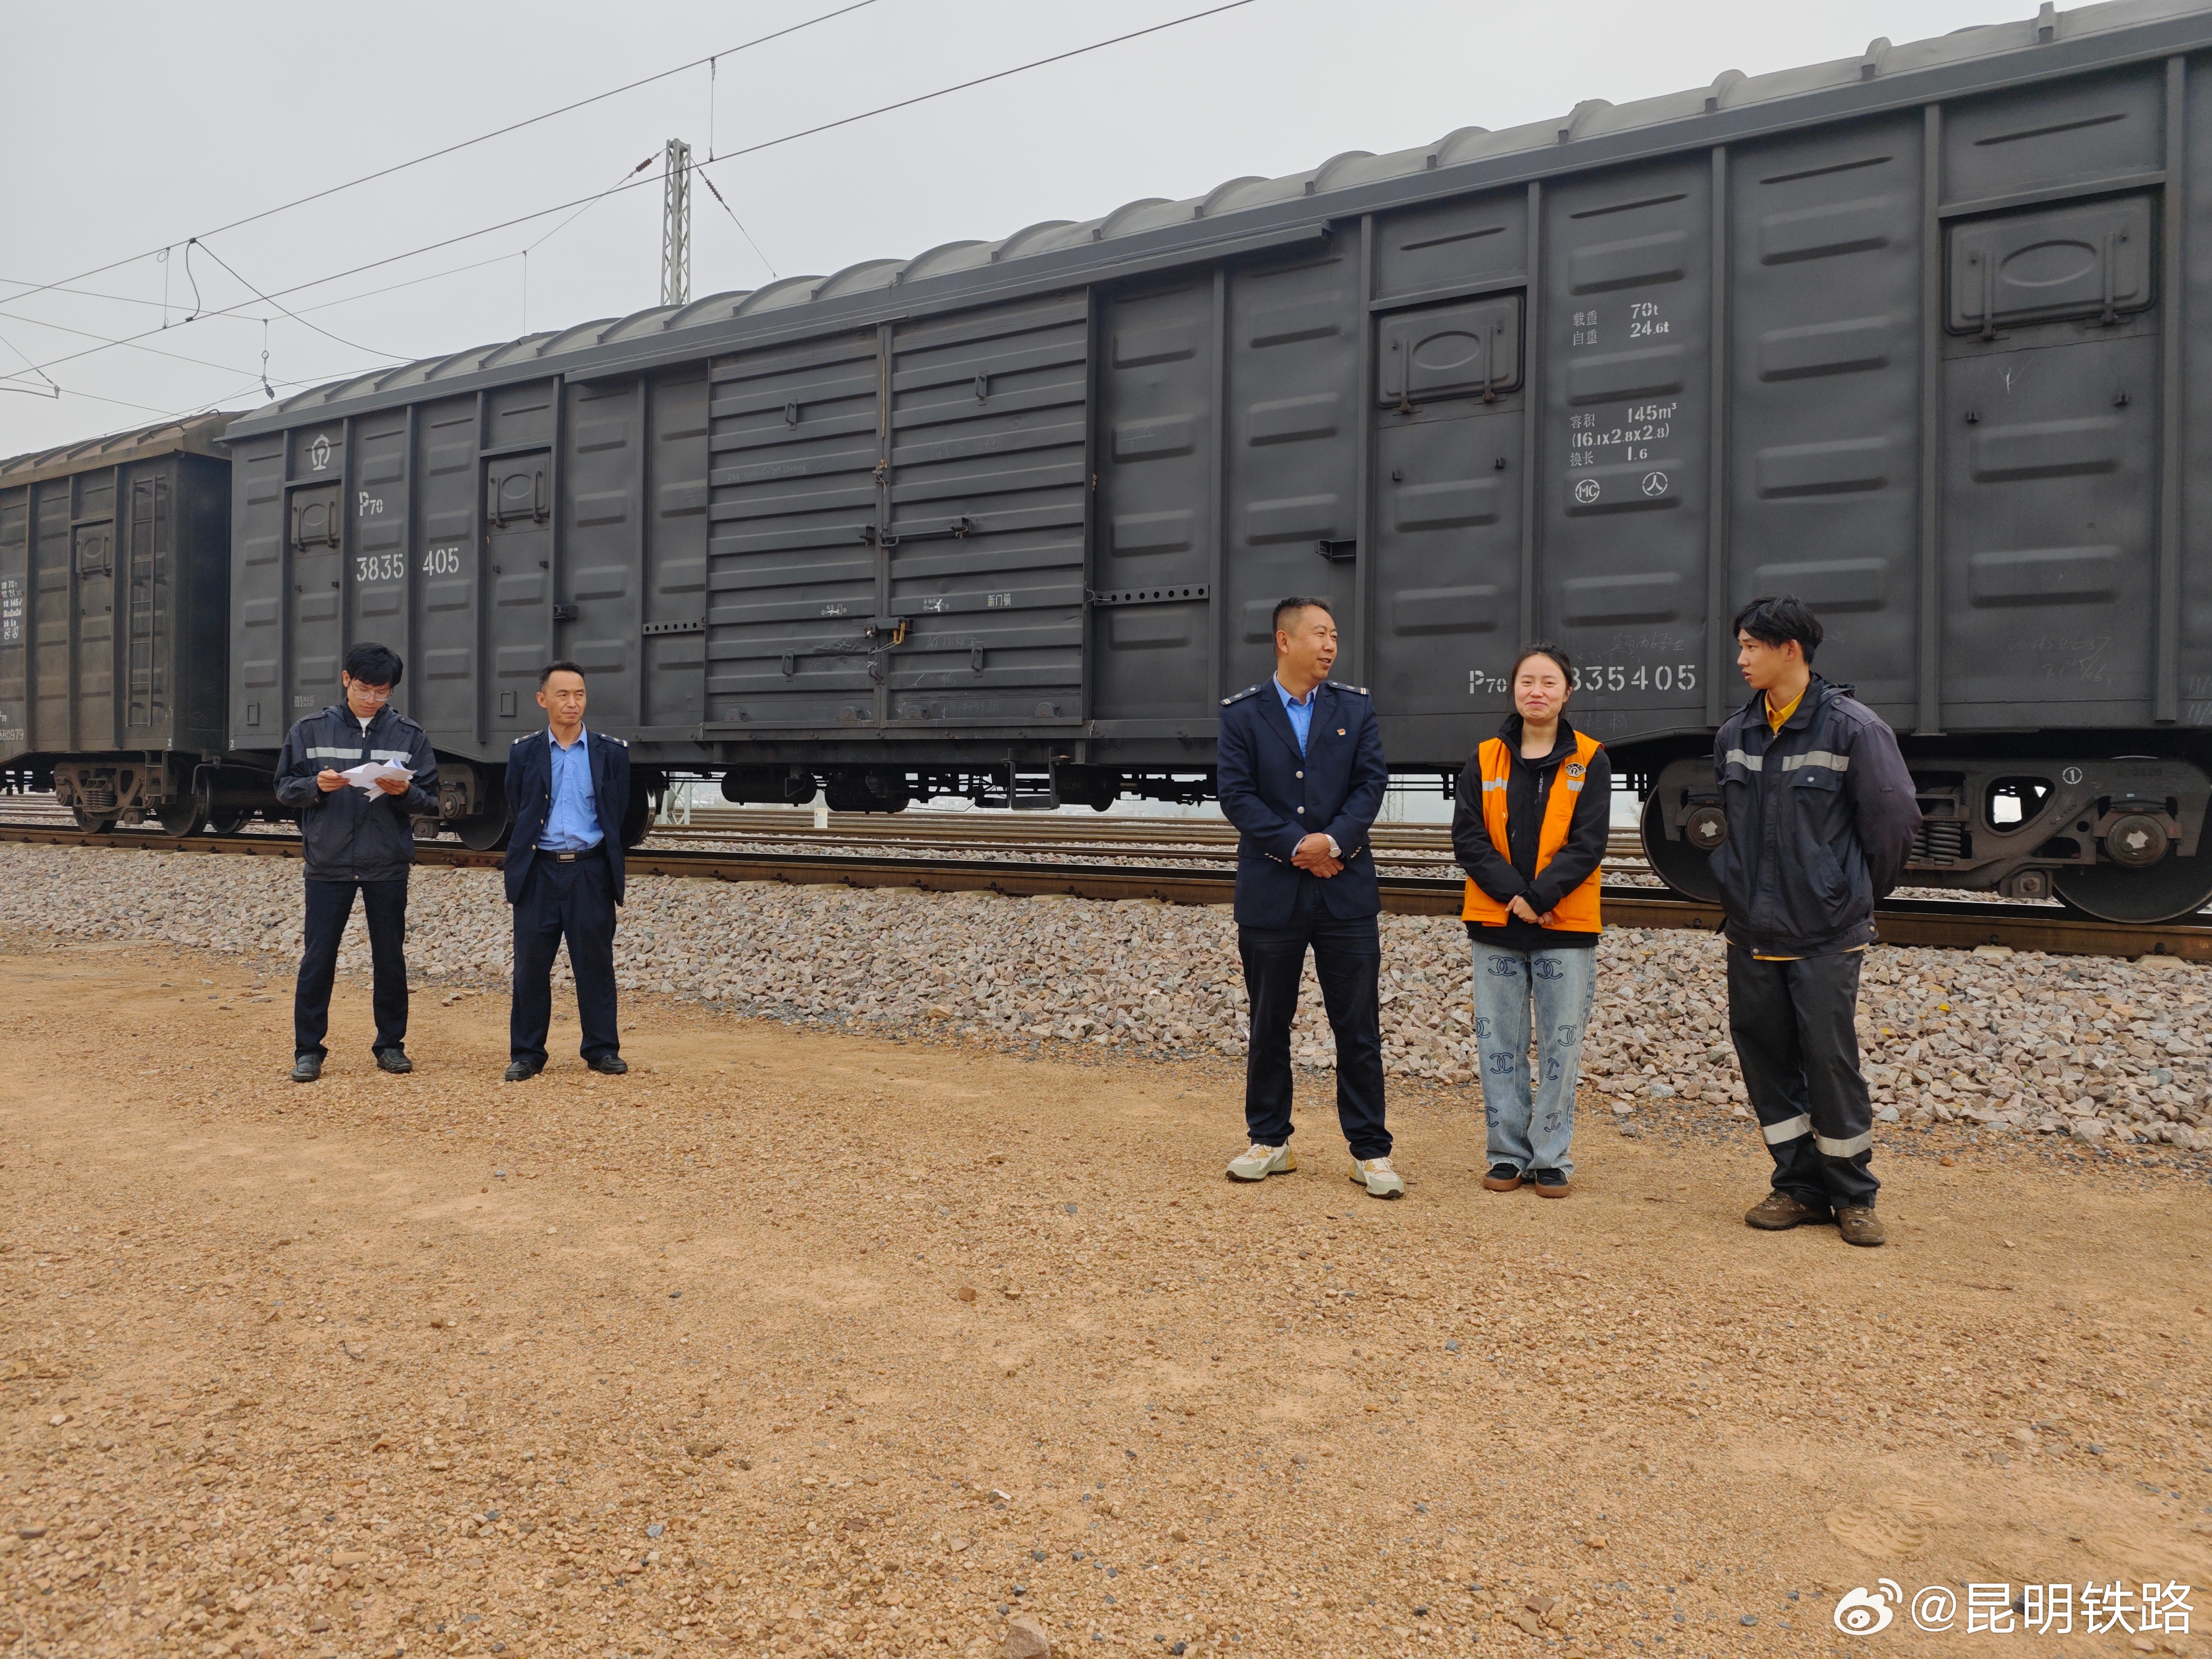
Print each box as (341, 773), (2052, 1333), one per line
(539, 844), (604, 862)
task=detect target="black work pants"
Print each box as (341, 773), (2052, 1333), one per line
(1727, 947), (1879, 1210)
(510, 852), (621, 1065)
(1239, 879), (1390, 1159)
(293, 878), (409, 1058)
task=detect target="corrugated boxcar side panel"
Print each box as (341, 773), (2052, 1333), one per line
(71, 468), (117, 748)
(704, 331), (882, 727)
(1091, 278), (1217, 721)
(32, 486), (68, 748)
(349, 412), (411, 683)
(561, 377), (645, 724)
(285, 421), (347, 719)
(0, 484), (26, 759)
(1727, 114), (1926, 725)
(230, 436), (285, 743)
(173, 453), (232, 754)
(1368, 191), (1531, 719)
(483, 382), (557, 739)
(885, 292), (1088, 724)
(120, 462), (169, 736)
(2189, 55), (2212, 727)
(1542, 159), (1715, 745)
(1222, 248), (1363, 694)
(643, 372), (711, 734)
(410, 395), (481, 746)
(1939, 67), (2166, 724)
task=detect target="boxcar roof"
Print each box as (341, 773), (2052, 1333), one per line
(0, 412), (238, 488)
(226, 0), (2212, 437)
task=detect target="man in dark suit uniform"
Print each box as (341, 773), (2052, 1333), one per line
(502, 660), (632, 1081)
(1217, 596), (1401, 1198)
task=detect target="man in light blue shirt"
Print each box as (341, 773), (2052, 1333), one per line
(503, 662), (631, 1081)
(541, 724), (602, 852)
(1276, 675), (1317, 755)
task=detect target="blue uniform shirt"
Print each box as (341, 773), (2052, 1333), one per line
(1274, 676), (1316, 755)
(540, 727), (603, 851)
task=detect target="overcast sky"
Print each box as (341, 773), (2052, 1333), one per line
(1, 0), (2012, 456)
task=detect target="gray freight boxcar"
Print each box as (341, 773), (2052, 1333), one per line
(220, 0), (2212, 918)
(0, 416), (259, 834)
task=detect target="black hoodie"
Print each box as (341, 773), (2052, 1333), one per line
(1451, 713), (1611, 952)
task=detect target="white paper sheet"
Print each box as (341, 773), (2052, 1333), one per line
(338, 760), (413, 794)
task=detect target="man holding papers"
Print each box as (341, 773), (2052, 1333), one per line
(273, 643), (439, 1082)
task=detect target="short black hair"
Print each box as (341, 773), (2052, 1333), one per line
(1510, 640), (1573, 683)
(1732, 594), (1823, 665)
(539, 659), (588, 688)
(342, 642), (403, 688)
(1272, 596), (1336, 636)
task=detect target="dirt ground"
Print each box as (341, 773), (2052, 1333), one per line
(3, 932), (2210, 1659)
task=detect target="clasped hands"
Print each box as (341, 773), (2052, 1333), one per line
(1291, 833), (1343, 878)
(1507, 893), (1560, 927)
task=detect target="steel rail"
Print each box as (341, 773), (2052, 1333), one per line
(1, 822), (2204, 962)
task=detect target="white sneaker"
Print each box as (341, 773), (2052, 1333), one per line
(1226, 1142), (1297, 1181)
(1350, 1154), (1406, 1199)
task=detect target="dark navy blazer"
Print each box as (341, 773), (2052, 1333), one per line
(501, 729), (631, 905)
(1216, 678), (1388, 927)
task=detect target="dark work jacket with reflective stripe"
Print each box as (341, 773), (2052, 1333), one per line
(1707, 676), (1921, 959)
(273, 704), (440, 883)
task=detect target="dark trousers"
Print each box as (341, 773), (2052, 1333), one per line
(510, 852), (621, 1064)
(294, 878), (409, 1058)
(1239, 879), (1390, 1159)
(1727, 947), (1879, 1210)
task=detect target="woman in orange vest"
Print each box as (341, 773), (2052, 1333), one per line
(1450, 643), (1611, 1198)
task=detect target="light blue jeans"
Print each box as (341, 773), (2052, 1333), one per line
(1471, 939), (1596, 1178)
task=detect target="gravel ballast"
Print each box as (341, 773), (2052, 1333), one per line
(2, 843), (2206, 1155)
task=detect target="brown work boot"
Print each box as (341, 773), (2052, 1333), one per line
(1744, 1190), (1832, 1230)
(1836, 1206), (1886, 1247)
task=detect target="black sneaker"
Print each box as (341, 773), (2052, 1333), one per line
(1531, 1168), (1574, 1198)
(1481, 1163), (1523, 1192)
(374, 1048), (413, 1075)
(587, 1054), (629, 1076)
(291, 1053), (322, 1084)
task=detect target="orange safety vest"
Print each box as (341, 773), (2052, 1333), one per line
(1461, 730), (1604, 932)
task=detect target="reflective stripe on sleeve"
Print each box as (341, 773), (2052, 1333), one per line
(1761, 1113), (1812, 1145)
(1815, 1130), (1873, 1158)
(1725, 748), (1763, 771)
(1781, 750), (1852, 773)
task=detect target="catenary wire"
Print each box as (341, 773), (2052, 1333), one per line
(5, 2), (1262, 390)
(0, 0), (884, 313)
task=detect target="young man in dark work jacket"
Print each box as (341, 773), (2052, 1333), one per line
(1451, 643), (1611, 1198)
(1709, 596), (1921, 1249)
(272, 642), (440, 1082)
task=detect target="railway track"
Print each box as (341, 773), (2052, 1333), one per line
(2, 819), (2206, 963)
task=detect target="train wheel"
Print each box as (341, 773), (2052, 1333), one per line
(70, 808), (118, 835)
(455, 812), (511, 852)
(1638, 792), (1722, 903)
(2053, 857), (2212, 925)
(153, 797), (207, 838)
(206, 809), (252, 836)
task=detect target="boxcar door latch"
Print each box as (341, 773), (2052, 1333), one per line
(1314, 539), (1358, 563)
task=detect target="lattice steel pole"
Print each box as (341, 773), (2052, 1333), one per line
(661, 138), (693, 308)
